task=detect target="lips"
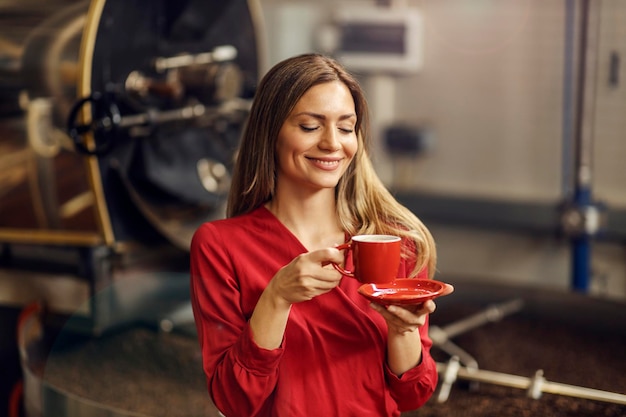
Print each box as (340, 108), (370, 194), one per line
(306, 157), (342, 170)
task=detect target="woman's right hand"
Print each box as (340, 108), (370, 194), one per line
(267, 248), (345, 305)
(250, 247), (345, 349)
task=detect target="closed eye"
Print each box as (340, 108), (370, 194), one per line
(300, 125), (319, 132)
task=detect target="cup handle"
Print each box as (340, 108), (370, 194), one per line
(332, 242), (355, 277)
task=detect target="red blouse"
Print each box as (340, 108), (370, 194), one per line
(190, 206), (438, 417)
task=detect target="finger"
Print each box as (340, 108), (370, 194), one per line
(371, 303), (426, 328)
(370, 304), (421, 333)
(310, 275), (342, 291)
(315, 265), (343, 283)
(308, 247), (345, 265)
(387, 304), (429, 324)
(401, 300), (435, 315)
(422, 300), (437, 314)
(290, 253), (343, 282)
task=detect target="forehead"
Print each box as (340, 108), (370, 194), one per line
(291, 81), (356, 114)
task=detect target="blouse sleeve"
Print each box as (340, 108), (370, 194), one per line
(190, 223), (283, 416)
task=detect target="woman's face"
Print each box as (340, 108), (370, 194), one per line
(275, 81), (358, 193)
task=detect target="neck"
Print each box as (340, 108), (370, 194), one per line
(266, 189), (345, 251)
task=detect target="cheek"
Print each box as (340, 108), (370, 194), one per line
(344, 135), (359, 160)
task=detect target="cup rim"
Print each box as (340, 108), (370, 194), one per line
(352, 234), (401, 243)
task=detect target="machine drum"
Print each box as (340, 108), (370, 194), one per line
(125, 126), (236, 207)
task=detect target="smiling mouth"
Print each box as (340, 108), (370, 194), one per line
(306, 157), (342, 166)
(311, 158), (339, 166)
(306, 156), (341, 165)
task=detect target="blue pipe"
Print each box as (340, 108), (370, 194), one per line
(565, 0), (593, 292)
(572, 188), (592, 292)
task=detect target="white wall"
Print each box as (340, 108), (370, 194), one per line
(395, 0), (564, 201)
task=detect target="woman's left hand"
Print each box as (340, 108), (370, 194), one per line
(370, 284), (454, 334)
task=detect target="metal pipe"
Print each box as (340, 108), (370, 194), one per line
(436, 362), (626, 405)
(118, 104), (206, 129)
(153, 45), (237, 73)
(561, 0), (576, 198)
(436, 298), (524, 340)
(433, 339), (478, 370)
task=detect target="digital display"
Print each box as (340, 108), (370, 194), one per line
(332, 7), (423, 73)
(339, 23), (406, 54)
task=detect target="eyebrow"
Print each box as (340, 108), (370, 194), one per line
(293, 112), (357, 121)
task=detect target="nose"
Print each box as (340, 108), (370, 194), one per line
(318, 127), (341, 152)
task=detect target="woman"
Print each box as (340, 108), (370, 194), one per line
(190, 53), (452, 417)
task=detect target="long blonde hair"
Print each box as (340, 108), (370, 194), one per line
(228, 53), (436, 278)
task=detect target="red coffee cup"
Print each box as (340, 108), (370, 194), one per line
(333, 235), (401, 284)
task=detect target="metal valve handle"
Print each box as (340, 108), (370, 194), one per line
(67, 92), (121, 155)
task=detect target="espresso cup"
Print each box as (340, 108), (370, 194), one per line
(332, 235), (401, 284)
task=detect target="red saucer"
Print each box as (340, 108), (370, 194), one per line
(358, 279), (447, 305)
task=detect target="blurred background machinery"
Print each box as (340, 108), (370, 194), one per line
(0, 0), (263, 334)
(0, 1), (264, 415)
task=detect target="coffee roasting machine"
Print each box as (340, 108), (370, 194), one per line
(0, 0), (264, 334)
